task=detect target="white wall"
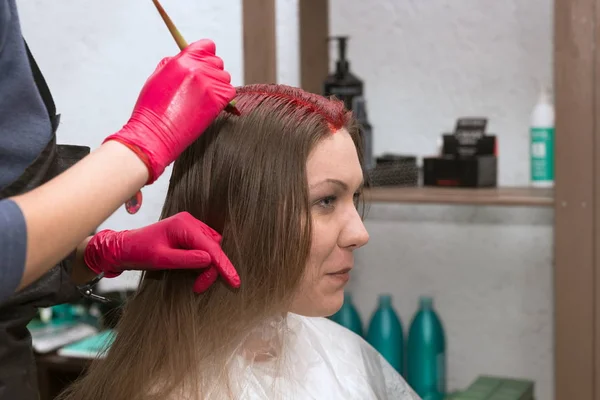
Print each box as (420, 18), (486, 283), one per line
(17, 0), (554, 398)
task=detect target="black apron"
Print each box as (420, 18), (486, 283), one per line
(0, 40), (91, 400)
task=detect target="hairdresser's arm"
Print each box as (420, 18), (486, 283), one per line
(12, 141), (147, 289)
(0, 39), (237, 299)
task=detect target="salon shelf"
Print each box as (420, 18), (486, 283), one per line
(363, 186), (554, 207)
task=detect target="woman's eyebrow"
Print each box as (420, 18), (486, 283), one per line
(309, 178), (364, 191)
(309, 179), (348, 191)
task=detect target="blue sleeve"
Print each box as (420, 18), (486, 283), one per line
(0, 1), (9, 53)
(0, 0), (53, 189)
(0, 198), (26, 302)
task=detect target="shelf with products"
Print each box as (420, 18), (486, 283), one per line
(362, 186), (554, 207)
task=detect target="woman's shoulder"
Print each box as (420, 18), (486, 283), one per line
(297, 314), (367, 349)
(287, 314), (422, 399)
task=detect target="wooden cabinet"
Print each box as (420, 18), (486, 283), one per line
(554, 0), (600, 398)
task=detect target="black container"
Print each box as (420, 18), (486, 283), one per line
(323, 36), (363, 112)
(423, 155), (497, 187)
(423, 117), (498, 188)
(367, 154), (419, 187)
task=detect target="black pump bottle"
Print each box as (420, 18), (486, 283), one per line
(323, 36), (363, 112)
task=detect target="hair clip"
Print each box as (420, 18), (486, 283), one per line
(77, 273), (114, 304)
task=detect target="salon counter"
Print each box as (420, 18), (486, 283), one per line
(35, 352), (92, 400)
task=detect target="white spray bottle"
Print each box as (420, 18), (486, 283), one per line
(530, 85), (555, 187)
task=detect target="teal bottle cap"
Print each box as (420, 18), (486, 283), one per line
(419, 296), (433, 309)
(379, 294), (392, 307)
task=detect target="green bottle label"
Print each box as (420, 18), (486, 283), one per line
(530, 127), (555, 182)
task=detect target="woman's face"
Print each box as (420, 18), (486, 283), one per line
(290, 128), (369, 317)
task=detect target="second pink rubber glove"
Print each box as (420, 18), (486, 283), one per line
(84, 212), (240, 293)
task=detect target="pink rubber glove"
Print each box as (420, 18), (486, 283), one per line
(103, 39), (236, 184)
(84, 212), (240, 293)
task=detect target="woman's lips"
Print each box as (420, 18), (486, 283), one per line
(328, 267), (352, 275)
(327, 267), (352, 284)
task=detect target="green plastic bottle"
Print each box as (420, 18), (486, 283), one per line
(407, 296), (446, 400)
(329, 292), (363, 336)
(366, 294), (404, 374)
(530, 85), (554, 188)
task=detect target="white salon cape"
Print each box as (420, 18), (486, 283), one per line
(220, 313), (422, 400)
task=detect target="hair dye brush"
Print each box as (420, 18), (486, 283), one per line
(151, 0), (239, 115)
(124, 1), (240, 215)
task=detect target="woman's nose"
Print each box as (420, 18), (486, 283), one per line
(339, 209), (369, 249)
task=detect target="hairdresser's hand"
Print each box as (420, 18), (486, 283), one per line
(83, 212), (240, 293)
(103, 39), (236, 184)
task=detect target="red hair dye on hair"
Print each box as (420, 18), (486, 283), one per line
(234, 84), (350, 132)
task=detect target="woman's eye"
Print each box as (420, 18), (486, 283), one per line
(318, 195), (337, 208)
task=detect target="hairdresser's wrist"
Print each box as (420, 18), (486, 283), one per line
(99, 140), (150, 185)
(103, 108), (177, 185)
(72, 236), (98, 285)
(102, 133), (154, 185)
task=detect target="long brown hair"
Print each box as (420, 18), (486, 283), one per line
(59, 84), (363, 400)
